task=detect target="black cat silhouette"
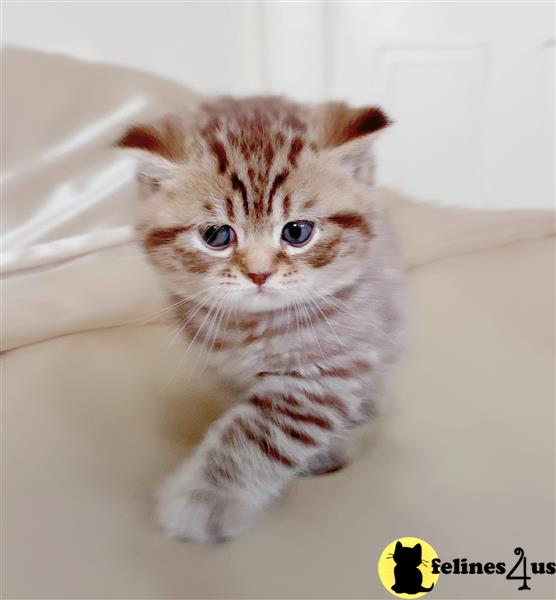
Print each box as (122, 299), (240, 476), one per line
(391, 541), (434, 594)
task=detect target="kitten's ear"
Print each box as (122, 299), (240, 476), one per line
(116, 116), (186, 193)
(413, 544), (422, 559)
(315, 103), (391, 186)
(395, 541), (403, 552)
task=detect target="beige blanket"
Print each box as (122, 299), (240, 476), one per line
(2, 49), (554, 599)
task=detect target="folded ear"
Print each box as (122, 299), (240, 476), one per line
(314, 103), (391, 186)
(116, 116), (186, 193)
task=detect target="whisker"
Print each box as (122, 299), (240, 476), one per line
(199, 294), (228, 374)
(292, 300), (305, 366)
(299, 297), (326, 363)
(164, 292), (224, 387)
(317, 292), (392, 342)
(305, 292), (343, 347)
(126, 287), (211, 327)
(163, 287), (221, 353)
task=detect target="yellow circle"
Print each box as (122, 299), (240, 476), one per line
(378, 537), (440, 598)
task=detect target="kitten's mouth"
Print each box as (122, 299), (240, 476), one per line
(230, 286), (287, 312)
(239, 285), (311, 307)
(245, 285), (279, 302)
(248, 284), (274, 296)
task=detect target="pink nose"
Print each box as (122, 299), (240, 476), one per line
(247, 271), (274, 286)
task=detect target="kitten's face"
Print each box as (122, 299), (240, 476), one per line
(393, 542), (422, 567)
(119, 98), (389, 313)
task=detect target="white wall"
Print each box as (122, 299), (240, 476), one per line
(1, 1), (264, 95)
(2, 1), (554, 209)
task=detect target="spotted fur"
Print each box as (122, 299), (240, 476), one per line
(118, 96), (405, 542)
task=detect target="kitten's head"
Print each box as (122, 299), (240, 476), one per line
(118, 97), (390, 312)
(393, 541), (422, 567)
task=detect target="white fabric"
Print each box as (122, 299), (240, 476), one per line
(0, 48), (200, 350)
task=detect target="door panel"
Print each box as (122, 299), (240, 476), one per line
(326, 2), (555, 208)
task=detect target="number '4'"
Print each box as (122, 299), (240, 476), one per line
(506, 547), (532, 591)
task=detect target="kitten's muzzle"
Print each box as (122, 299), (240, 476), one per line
(247, 271), (275, 286)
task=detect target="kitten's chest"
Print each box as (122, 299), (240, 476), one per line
(206, 310), (359, 381)
(180, 277), (402, 384)
(210, 324), (307, 375)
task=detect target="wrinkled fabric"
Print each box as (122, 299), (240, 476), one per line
(1, 48), (199, 350)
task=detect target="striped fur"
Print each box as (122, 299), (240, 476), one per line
(119, 96), (405, 542)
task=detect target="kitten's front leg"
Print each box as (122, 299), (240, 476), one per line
(300, 439), (350, 476)
(157, 385), (348, 542)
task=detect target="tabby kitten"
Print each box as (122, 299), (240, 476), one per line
(118, 97), (405, 542)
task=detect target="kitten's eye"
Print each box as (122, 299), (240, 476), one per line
(281, 221), (315, 246)
(201, 225), (236, 249)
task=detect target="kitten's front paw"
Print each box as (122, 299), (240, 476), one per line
(299, 444), (350, 476)
(156, 468), (258, 543)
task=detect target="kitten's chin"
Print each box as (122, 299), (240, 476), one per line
(231, 288), (285, 312)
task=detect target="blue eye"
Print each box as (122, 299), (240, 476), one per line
(201, 225), (236, 249)
(281, 221), (315, 246)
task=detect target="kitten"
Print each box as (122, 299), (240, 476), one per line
(391, 541), (434, 594)
(118, 97), (405, 542)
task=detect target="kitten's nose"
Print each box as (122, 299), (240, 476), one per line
(247, 271), (274, 286)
